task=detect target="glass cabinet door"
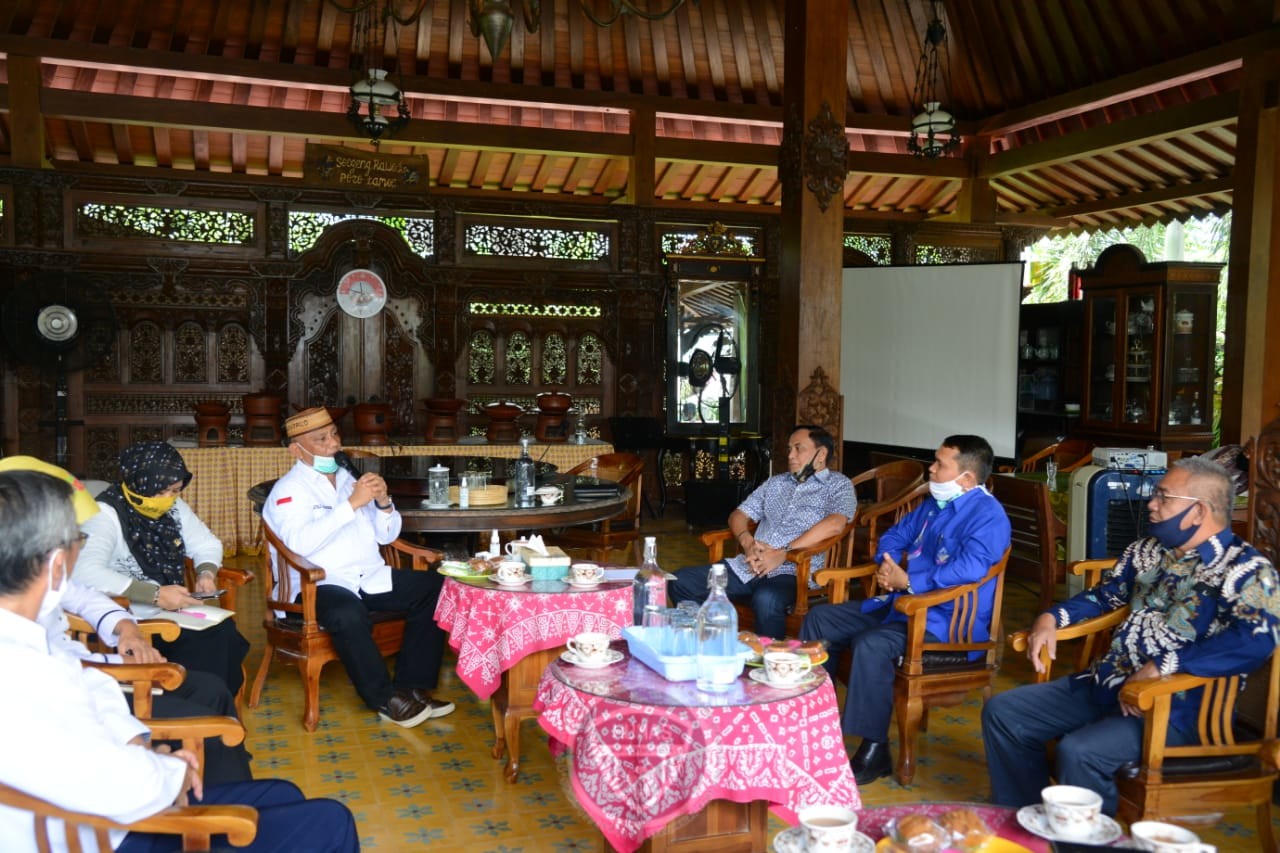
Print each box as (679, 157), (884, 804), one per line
(1087, 296), (1118, 423)
(1164, 289), (1215, 430)
(1119, 289), (1159, 430)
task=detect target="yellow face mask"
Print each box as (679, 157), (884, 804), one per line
(122, 482), (178, 519)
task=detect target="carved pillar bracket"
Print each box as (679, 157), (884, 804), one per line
(144, 180), (189, 196)
(1000, 226), (1043, 263)
(253, 189), (302, 260)
(147, 258), (189, 297)
(35, 173), (77, 249)
(435, 199), (457, 266)
(778, 103), (804, 200)
(1252, 416), (1280, 564)
(889, 223), (919, 265)
(798, 366), (843, 466)
(802, 103), (850, 214)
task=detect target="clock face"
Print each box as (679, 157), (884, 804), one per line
(336, 269), (387, 318)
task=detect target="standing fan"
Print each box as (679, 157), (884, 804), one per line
(677, 322), (742, 424)
(2, 273), (118, 466)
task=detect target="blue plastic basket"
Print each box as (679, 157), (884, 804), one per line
(623, 625), (751, 682)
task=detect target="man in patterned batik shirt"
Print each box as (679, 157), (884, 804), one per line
(669, 425), (856, 639)
(983, 456), (1280, 815)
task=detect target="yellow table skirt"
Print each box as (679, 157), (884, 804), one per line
(178, 441), (614, 556)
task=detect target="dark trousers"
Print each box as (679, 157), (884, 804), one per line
(130, 669), (253, 786)
(981, 675), (1196, 814)
(669, 562), (796, 639)
(800, 601), (938, 742)
(313, 567), (447, 710)
(117, 779), (358, 853)
(153, 618), (250, 696)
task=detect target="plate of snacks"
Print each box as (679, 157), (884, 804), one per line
(738, 632), (829, 668)
(439, 556), (499, 578)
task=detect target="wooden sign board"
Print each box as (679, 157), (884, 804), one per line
(304, 144), (429, 191)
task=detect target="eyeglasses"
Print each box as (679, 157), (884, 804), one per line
(1150, 488), (1199, 505)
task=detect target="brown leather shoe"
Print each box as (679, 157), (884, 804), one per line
(408, 689), (456, 719)
(377, 691), (433, 728)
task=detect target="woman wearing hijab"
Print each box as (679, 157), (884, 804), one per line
(74, 441), (250, 695)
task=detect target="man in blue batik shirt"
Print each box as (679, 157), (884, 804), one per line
(801, 434), (1012, 785)
(670, 425), (856, 639)
(983, 456), (1280, 815)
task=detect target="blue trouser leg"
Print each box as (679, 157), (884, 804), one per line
(669, 563), (713, 608)
(801, 602), (907, 740)
(118, 779), (359, 852)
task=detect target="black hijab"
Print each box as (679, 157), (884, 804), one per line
(98, 441), (193, 586)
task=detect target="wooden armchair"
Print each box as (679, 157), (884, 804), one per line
(849, 459), (926, 504)
(545, 452), (645, 564)
(699, 520), (857, 637)
(1003, 439), (1095, 474)
(1007, 561), (1278, 849)
(816, 546), (1012, 785)
(851, 482), (931, 566)
(248, 522), (441, 731)
(990, 474), (1068, 612)
(0, 716), (256, 852)
(183, 557), (254, 613)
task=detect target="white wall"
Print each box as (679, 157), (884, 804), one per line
(840, 263), (1023, 459)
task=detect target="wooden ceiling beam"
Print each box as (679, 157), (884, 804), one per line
(980, 92), (1239, 177)
(978, 31), (1275, 136)
(1049, 175), (1234, 217)
(847, 150), (970, 179)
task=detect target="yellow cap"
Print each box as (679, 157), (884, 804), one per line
(0, 456), (100, 524)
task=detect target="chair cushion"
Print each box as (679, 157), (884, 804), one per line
(1117, 754), (1258, 779)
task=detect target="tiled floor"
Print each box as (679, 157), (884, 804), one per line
(233, 508), (1278, 851)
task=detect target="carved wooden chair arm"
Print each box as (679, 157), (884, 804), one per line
(812, 563), (879, 605)
(1008, 607), (1131, 652)
(1118, 672), (1216, 710)
(148, 716), (246, 747)
(84, 660), (187, 690)
(892, 561), (1003, 617)
(381, 538), (444, 571)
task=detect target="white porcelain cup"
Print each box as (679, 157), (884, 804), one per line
(536, 486), (563, 505)
(570, 562), (604, 584)
(495, 560), (528, 584)
(566, 631), (611, 662)
(763, 651), (812, 685)
(1040, 785), (1102, 839)
(1130, 821), (1215, 853)
(503, 540), (530, 557)
(798, 804), (859, 852)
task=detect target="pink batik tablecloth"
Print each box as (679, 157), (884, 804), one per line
(535, 650), (860, 853)
(434, 576), (633, 699)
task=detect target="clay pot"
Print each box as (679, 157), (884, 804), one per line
(193, 401), (230, 417)
(193, 401), (231, 447)
(241, 392), (283, 446)
(535, 392), (573, 414)
(354, 402), (393, 446)
(423, 397), (465, 444)
(483, 401), (524, 443)
(424, 397), (466, 414)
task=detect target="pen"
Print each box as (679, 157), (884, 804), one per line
(177, 610), (207, 619)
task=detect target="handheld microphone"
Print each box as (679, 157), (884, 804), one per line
(794, 450), (821, 484)
(334, 450), (362, 479)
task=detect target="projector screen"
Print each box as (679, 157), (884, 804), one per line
(840, 262), (1023, 460)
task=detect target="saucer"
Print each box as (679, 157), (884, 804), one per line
(773, 826), (873, 853)
(561, 649), (624, 669)
(568, 578), (603, 588)
(1016, 804), (1123, 845)
(494, 575), (531, 587)
(748, 668), (820, 688)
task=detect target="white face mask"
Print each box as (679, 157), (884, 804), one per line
(37, 554), (69, 621)
(928, 477), (965, 507)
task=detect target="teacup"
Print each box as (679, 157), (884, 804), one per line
(570, 562), (605, 585)
(536, 485), (564, 505)
(503, 539), (530, 557)
(1130, 821), (1215, 853)
(763, 651), (812, 685)
(798, 804), (859, 852)
(1040, 785), (1102, 839)
(566, 631), (611, 662)
(495, 560), (528, 585)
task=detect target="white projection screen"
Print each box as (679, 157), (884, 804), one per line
(840, 263), (1023, 460)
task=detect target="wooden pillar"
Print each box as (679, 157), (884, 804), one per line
(1221, 46), (1280, 443)
(6, 54), (45, 168)
(776, 0), (848, 457)
(628, 106), (656, 206)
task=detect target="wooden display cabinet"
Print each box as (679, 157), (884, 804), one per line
(1077, 245), (1222, 453)
(1017, 300), (1085, 455)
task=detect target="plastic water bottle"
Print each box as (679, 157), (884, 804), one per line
(513, 437), (536, 508)
(695, 563), (740, 693)
(633, 536), (667, 626)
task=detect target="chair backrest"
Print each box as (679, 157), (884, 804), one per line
(850, 459), (926, 503)
(1018, 438), (1094, 473)
(854, 482), (930, 563)
(902, 547), (1010, 675)
(990, 474), (1066, 605)
(566, 452), (644, 530)
(258, 520), (325, 629)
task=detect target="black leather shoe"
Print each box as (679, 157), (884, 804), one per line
(850, 739), (893, 785)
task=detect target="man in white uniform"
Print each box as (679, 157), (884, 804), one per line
(263, 407), (453, 727)
(0, 469), (359, 853)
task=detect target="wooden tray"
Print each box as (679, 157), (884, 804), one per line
(448, 484), (509, 507)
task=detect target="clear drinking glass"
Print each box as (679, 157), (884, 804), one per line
(670, 612), (698, 657)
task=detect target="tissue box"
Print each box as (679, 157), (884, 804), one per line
(623, 625), (751, 682)
(530, 563), (568, 581)
(513, 545), (571, 568)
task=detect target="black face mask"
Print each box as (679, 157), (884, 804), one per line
(794, 451), (821, 484)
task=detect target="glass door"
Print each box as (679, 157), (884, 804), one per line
(1119, 289), (1159, 430)
(1164, 289), (1215, 430)
(1087, 295), (1118, 424)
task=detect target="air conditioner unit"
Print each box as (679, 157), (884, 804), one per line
(1066, 464), (1165, 595)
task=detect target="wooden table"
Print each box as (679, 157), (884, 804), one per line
(179, 440), (612, 554)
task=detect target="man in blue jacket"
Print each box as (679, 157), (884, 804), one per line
(982, 456), (1280, 815)
(801, 434), (1012, 785)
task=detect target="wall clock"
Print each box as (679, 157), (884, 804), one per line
(336, 269), (387, 318)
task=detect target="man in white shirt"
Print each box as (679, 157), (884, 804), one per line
(263, 407), (453, 727)
(0, 469), (359, 853)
